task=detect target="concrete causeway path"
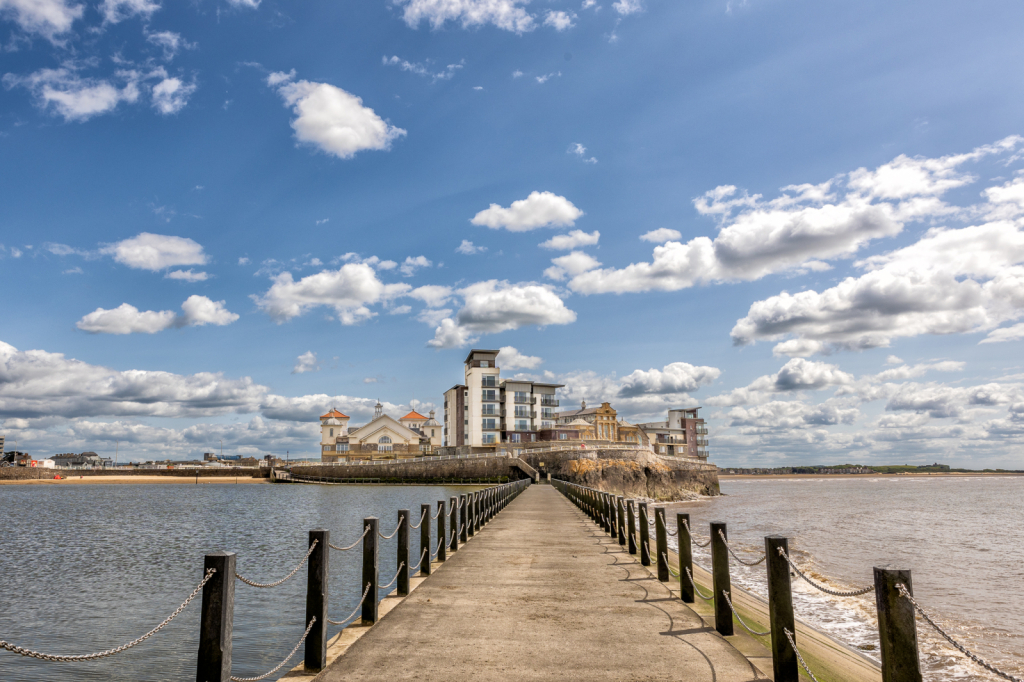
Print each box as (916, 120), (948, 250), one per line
(318, 485), (764, 682)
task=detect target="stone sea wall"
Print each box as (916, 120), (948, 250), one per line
(0, 467), (268, 481)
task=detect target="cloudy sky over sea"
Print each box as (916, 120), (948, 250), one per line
(2, 0), (1024, 466)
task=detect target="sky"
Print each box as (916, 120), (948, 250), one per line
(2, 0), (1024, 468)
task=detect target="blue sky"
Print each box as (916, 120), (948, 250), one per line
(3, 0), (1024, 467)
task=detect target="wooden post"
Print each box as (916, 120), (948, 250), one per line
(677, 513), (693, 603)
(420, 504), (432, 575)
(765, 536), (797, 682)
(459, 494), (468, 543)
(450, 496), (459, 552)
(617, 496), (626, 546)
(874, 567), (922, 682)
(475, 492), (482, 532)
(362, 517), (379, 624)
(710, 521), (732, 636)
(467, 493), (475, 538)
(638, 502), (651, 566)
(626, 500), (637, 555)
(655, 507), (668, 581)
(196, 551), (235, 682)
(437, 500), (447, 562)
(397, 510), (410, 596)
(607, 494), (616, 535)
(304, 530), (329, 671)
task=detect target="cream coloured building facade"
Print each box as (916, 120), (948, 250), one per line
(319, 403), (443, 462)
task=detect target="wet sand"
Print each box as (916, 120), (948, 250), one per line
(0, 474), (269, 485)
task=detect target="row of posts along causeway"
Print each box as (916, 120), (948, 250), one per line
(552, 479), (1021, 682)
(0, 479), (530, 682)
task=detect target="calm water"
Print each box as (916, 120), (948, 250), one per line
(665, 476), (1024, 682)
(0, 482), (478, 682)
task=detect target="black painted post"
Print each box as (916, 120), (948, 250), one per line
(397, 510), (410, 596)
(678, 513), (693, 603)
(196, 551), (235, 682)
(449, 496), (459, 552)
(606, 494), (614, 534)
(467, 493), (475, 538)
(610, 494), (618, 536)
(459, 494), (468, 543)
(638, 502), (651, 566)
(437, 500), (447, 562)
(617, 496), (626, 546)
(710, 521), (733, 636)
(362, 517), (379, 624)
(874, 567), (922, 682)
(420, 504), (431, 575)
(626, 500), (637, 555)
(304, 530), (329, 671)
(765, 536), (797, 682)
(655, 508), (668, 581)
(475, 492), (482, 532)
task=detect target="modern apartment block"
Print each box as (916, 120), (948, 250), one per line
(443, 349), (562, 447)
(637, 407), (709, 459)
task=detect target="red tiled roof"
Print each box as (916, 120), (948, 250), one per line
(400, 411), (427, 421)
(320, 408), (349, 419)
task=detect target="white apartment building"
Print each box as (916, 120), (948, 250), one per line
(443, 349), (562, 447)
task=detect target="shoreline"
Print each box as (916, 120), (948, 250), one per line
(719, 471), (1024, 480)
(0, 474), (269, 485)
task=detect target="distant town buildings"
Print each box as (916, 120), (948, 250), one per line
(319, 402), (443, 463)
(52, 452), (111, 468)
(637, 408), (709, 459)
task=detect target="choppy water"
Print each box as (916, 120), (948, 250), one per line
(663, 476), (1024, 682)
(0, 482), (477, 682)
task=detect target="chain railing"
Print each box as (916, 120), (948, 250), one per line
(378, 516), (404, 540)
(235, 541), (317, 588)
(330, 525), (370, 551)
(722, 590), (771, 636)
(784, 628), (821, 682)
(327, 583), (372, 626)
(229, 618), (316, 682)
(408, 509), (427, 530)
(718, 530), (766, 566)
(682, 519), (711, 547)
(684, 567), (715, 601)
(0, 568), (215, 661)
(378, 563), (405, 592)
(777, 547), (873, 597)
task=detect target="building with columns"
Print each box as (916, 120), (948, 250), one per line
(319, 402), (444, 462)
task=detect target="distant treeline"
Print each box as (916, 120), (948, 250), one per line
(719, 463), (1024, 475)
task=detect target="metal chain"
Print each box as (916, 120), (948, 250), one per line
(408, 509), (427, 530)
(0, 569), (215, 661)
(897, 584), (1023, 682)
(784, 628), (821, 682)
(777, 548), (873, 597)
(662, 553), (682, 579)
(379, 516), (404, 540)
(684, 568), (715, 601)
(682, 520), (712, 547)
(378, 562), (404, 591)
(722, 590), (771, 636)
(330, 526), (370, 551)
(229, 617), (316, 682)
(718, 530), (766, 566)
(327, 583), (372, 626)
(666, 528), (678, 537)
(235, 540), (318, 588)
(415, 546), (428, 569)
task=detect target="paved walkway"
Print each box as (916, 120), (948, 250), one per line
(319, 485), (763, 682)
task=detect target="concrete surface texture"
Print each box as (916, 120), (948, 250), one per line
(319, 485), (761, 681)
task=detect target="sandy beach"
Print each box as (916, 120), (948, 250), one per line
(0, 474), (269, 485)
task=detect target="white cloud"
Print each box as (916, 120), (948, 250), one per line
(226, 0), (259, 7)
(567, 137), (1024, 296)
(382, 55), (464, 82)
(471, 191), (583, 232)
(983, 176), (1024, 221)
(619, 362), (721, 397)
(639, 228), (681, 243)
(165, 269), (208, 282)
(146, 30), (191, 60)
(512, 70), (524, 78)
(535, 71), (561, 84)
(76, 296), (238, 334)
(252, 263), (410, 325)
(100, 232), (207, 271)
(267, 71), (406, 160)
(238, 257), (250, 265)
(4, 68), (140, 122)
(539, 229), (600, 251)
(544, 251), (602, 281)
(473, 86), (483, 90)
(707, 359), (853, 406)
(980, 323), (1024, 344)
(400, 255), (432, 277)
(543, 10), (575, 30)
(292, 351), (319, 374)
(0, 0), (82, 41)
(389, 305), (412, 315)
(408, 285), (453, 308)
(498, 346), (542, 370)
(100, 0), (158, 24)
(427, 280), (577, 348)
(456, 239), (486, 254)
(567, 142), (597, 164)
(612, 0), (642, 14)
(397, 0), (536, 33)
(151, 77), (196, 115)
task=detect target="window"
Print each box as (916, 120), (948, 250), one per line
(515, 419), (529, 431)
(480, 360), (489, 367)
(509, 433), (521, 443)
(337, 443), (349, 452)
(559, 432), (568, 440)
(514, 391), (531, 403)
(541, 408), (553, 419)
(377, 435), (393, 453)
(378, 435), (392, 444)
(431, 429), (435, 437)
(482, 404), (498, 416)
(482, 389), (497, 401)
(514, 406), (530, 417)
(482, 418), (497, 430)
(323, 445), (332, 451)
(482, 433), (496, 444)
(481, 376), (496, 387)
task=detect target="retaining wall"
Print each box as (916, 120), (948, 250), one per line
(289, 456), (522, 483)
(0, 467), (268, 481)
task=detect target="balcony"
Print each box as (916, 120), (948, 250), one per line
(513, 410), (536, 419)
(481, 391), (499, 402)
(696, 437), (709, 446)
(481, 377), (497, 388)
(695, 425), (709, 435)
(514, 397), (533, 404)
(481, 407), (499, 417)
(656, 434), (687, 444)
(540, 398), (559, 407)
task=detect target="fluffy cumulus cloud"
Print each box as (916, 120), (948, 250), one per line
(543, 251), (601, 281)
(640, 228), (681, 243)
(427, 280), (576, 348)
(399, 255), (432, 276)
(707, 359), (854, 406)
(292, 351), (319, 374)
(151, 76), (197, 115)
(76, 296), (238, 334)
(497, 346), (542, 370)
(471, 191), (583, 232)
(566, 137), (1024, 296)
(396, 0), (536, 33)
(543, 10), (575, 30)
(100, 0), (159, 24)
(165, 268), (208, 282)
(253, 263), (409, 325)
(4, 68), (141, 121)
(539, 229), (599, 250)
(101, 232), (207, 271)
(618, 362), (721, 397)
(456, 240), (486, 254)
(0, 0), (83, 41)
(267, 71), (406, 160)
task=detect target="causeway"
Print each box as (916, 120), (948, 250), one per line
(318, 485), (763, 681)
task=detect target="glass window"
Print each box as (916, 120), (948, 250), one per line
(515, 419), (529, 431)
(514, 391), (531, 403)
(514, 406), (530, 417)
(482, 389), (497, 401)
(482, 418), (497, 429)
(559, 432), (568, 440)
(509, 433), (521, 443)
(482, 433), (496, 444)
(481, 376), (496, 387)
(378, 436), (392, 444)
(329, 428), (333, 437)
(337, 443), (349, 452)
(480, 361), (489, 367)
